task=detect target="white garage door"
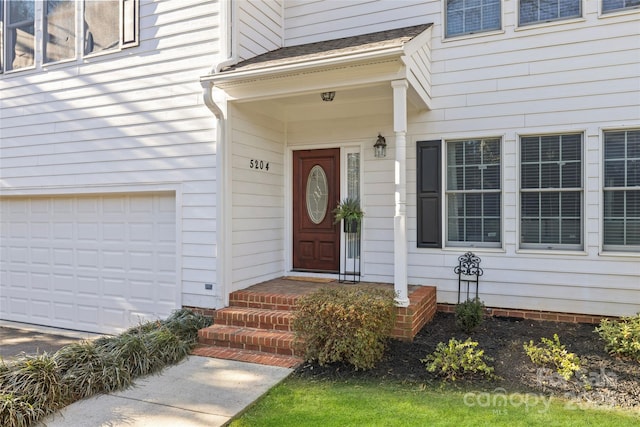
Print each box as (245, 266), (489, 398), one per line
(0, 193), (178, 334)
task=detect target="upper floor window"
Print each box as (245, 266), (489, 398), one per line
(446, 0), (501, 38)
(1, 0), (138, 73)
(519, 0), (581, 26)
(603, 130), (640, 251)
(446, 138), (501, 247)
(520, 134), (583, 250)
(602, 0), (640, 12)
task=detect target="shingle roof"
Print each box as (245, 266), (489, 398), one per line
(221, 24), (432, 73)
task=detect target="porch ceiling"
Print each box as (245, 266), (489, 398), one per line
(201, 24), (433, 110)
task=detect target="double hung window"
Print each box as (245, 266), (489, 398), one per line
(520, 134), (583, 250)
(446, 0), (501, 37)
(446, 139), (501, 247)
(519, 0), (581, 26)
(602, 0), (640, 12)
(0, 0), (138, 73)
(603, 130), (640, 251)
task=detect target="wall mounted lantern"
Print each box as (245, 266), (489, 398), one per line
(321, 91), (335, 102)
(374, 133), (387, 158)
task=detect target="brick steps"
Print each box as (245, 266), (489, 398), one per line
(194, 281), (438, 368)
(195, 289), (303, 368)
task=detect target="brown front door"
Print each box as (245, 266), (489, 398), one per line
(293, 148), (340, 272)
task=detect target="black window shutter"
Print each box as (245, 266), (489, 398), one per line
(417, 140), (442, 248)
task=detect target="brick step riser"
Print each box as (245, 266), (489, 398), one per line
(214, 311), (294, 331)
(199, 337), (299, 356)
(228, 292), (300, 310)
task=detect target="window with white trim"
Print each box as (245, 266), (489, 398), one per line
(519, 0), (581, 26)
(446, 0), (501, 38)
(446, 138), (501, 247)
(0, 0), (138, 73)
(520, 134), (583, 250)
(602, 0), (640, 13)
(603, 130), (640, 251)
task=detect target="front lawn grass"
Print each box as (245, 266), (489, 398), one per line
(230, 377), (640, 427)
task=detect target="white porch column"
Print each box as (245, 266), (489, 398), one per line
(392, 80), (409, 307)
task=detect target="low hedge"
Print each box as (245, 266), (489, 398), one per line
(0, 308), (211, 427)
(293, 287), (397, 370)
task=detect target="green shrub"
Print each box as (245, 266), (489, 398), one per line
(0, 393), (44, 427)
(99, 333), (162, 377)
(0, 353), (67, 415)
(293, 287), (397, 370)
(55, 341), (131, 400)
(455, 298), (485, 333)
(595, 314), (640, 362)
(523, 334), (581, 380)
(422, 338), (496, 381)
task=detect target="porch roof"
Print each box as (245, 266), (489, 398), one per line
(201, 24), (433, 109)
(220, 24), (432, 73)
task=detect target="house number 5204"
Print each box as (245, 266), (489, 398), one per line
(249, 159), (269, 171)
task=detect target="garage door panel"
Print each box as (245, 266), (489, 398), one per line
(0, 194), (178, 334)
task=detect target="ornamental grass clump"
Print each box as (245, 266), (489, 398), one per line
(595, 313), (640, 362)
(0, 392), (44, 427)
(55, 341), (131, 400)
(0, 353), (67, 419)
(293, 287), (397, 370)
(164, 308), (212, 344)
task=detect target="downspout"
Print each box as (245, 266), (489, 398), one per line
(201, 81), (231, 307)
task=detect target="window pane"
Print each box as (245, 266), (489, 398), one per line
(520, 0), (580, 25)
(604, 132), (625, 159)
(541, 192), (559, 216)
(483, 193), (500, 216)
(603, 0), (640, 12)
(540, 218), (560, 243)
(561, 161), (581, 188)
(521, 193), (539, 217)
(484, 218), (500, 241)
(45, 0), (75, 63)
(627, 191), (640, 217)
(447, 166), (464, 190)
(541, 136), (560, 161)
(628, 220), (640, 245)
(448, 217), (463, 241)
(604, 190), (624, 217)
(561, 219), (580, 244)
(561, 192), (581, 217)
(604, 160), (625, 187)
(522, 164), (540, 188)
(522, 137), (540, 162)
(465, 166), (482, 190)
(6, 1), (35, 71)
(628, 160), (640, 187)
(627, 131), (640, 157)
(466, 218), (482, 241)
(84, 0), (119, 54)
(521, 218), (540, 243)
(541, 163), (560, 188)
(465, 193), (482, 217)
(603, 219), (624, 245)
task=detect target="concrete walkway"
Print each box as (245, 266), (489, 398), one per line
(0, 322), (292, 426)
(38, 355), (292, 427)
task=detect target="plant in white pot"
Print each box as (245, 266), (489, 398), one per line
(333, 197), (364, 233)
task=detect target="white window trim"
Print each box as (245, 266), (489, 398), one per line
(516, 0), (583, 27)
(442, 0), (503, 39)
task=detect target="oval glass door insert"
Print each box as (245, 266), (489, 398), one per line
(306, 165), (329, 224)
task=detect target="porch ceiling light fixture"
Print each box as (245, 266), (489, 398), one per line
(321, 91), (335, 102)
(374, 133), (387, 158)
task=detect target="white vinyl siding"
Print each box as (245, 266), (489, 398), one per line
(1, 0), (220, 310)
(520, 134), (583, 250)
(603, 129), (640, 251)
(519, 0), (581, 26)
(236, 0), (283, 61)
(446, 138), (501, 247)
(446, 0), (501, 37)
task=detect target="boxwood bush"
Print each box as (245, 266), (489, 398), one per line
(0, 308), (211, 427)
(293, 287), (397, 370)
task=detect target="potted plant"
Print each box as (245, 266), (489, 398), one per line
(333, 197), (364, 233)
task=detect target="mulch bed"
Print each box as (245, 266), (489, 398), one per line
(294, 312), (640, 409)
